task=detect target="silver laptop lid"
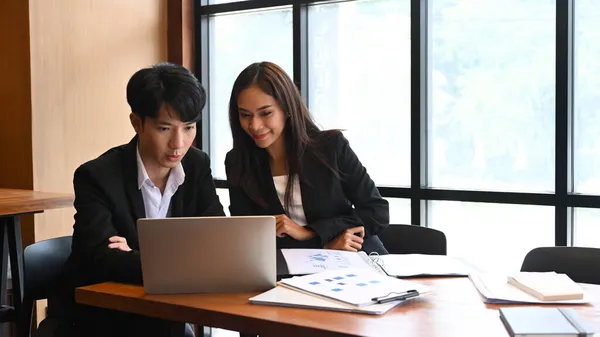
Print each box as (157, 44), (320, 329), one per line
(137, 216), (276, 294)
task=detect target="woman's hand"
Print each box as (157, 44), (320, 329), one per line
(108, 236), (132, 252)
(324, 226), (365, 252)
(275, 214), (316, 241)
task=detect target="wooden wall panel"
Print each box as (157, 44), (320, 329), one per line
(0, 2), (33, 189)
(168, 0), (195, 71)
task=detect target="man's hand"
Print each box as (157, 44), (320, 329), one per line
(108, 236), (132, 252)
(275, 214), (316, 241)
(324, 226), (365, 252)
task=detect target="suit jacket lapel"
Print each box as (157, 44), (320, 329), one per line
(123, 137), (146, 221)
(259, 152), (285, 214)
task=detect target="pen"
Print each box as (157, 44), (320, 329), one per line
(372, 290), (419, 304)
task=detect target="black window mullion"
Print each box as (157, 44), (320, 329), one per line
(555, 0), (574, 246)
(411, 0), (428, 226)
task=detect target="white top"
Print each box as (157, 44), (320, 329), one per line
(273, 175), (308, 227)
(136, 145), (185, 218)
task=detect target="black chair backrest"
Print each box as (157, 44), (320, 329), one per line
(520, 247), (600, 285)
(24, 235), (72, 301)
(378, 224), (447, 255)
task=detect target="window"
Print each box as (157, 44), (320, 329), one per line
(208, 0), (248, 5)
(574, 0), (600, 194)
(386, 198), (411, 225)
(429, 0), (556, 192)
(208, 8), (293, 180)
(428, 201), (554, 273)
(573, 208), (600, 248)
(308, 0), (411, 187)
(198, 0), (600, 273)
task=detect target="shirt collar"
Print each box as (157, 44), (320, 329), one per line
(136, 145), (185, 190)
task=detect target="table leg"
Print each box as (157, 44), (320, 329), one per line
(0, 219), (8, 337)
(6, 216), (23, 317)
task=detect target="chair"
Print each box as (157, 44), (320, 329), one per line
(520, 246), (600, 285)
(22, 236), (197, 337)
(377, 224), (447, 255)
(22, 235), (72, 337)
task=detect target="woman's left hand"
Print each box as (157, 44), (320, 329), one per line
(275, 214), (316, 241)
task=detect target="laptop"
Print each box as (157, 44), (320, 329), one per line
(137, 216), (276, 295)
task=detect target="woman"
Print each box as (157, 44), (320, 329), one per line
(225, 61), (388, 254)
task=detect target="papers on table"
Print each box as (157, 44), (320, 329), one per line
(279, 249), (472, 278)
(377, 254), (473, 278)
(279, 249), (385, 275)
(249, 285), (402, 315)
(469, 273), (590, 305)
(278, 268), (430, 307)
(251, 267), (429, 314)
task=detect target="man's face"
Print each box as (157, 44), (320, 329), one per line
(131, 105), (197, 173)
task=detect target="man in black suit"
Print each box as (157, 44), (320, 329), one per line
(59, 63), (225, 337)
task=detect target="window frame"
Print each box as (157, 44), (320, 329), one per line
(194, 0), (595, 247)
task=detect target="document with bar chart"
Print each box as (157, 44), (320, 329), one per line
(278, 268), (429, 307)
(280, 249), (383, 275)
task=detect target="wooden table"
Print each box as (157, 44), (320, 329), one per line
(76, 278), (600, 337)
(0, 189), (73, 334)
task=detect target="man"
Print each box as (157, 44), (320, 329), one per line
(59, 63), (224, 337)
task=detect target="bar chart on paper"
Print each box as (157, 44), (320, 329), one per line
(309, 252), (346, 270)
(281, 249), (376, 275)
(278, 268), (430, 307)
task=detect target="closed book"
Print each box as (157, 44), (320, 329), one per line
(508, 272), (584, 301)
(499, 307), (595, 337)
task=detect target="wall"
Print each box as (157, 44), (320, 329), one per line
(29, 0), (168, 241)
(26, 0), (168, 325)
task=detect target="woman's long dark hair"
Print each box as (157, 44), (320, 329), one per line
(227, 61), (337, 211)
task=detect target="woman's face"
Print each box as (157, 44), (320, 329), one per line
(237, 85), (287, 150)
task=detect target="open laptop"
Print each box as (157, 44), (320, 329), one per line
(137, 216), (276, 295)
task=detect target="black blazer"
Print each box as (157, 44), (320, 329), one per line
(225, 131), (389, 254)
(62, 137), (225, 291)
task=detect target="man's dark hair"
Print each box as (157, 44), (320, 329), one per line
(126, 62), (205, 123)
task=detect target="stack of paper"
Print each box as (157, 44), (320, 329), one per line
(250, 268), (430, 315)
(249, 286), (401, 315)
(469, 273), (590, 305)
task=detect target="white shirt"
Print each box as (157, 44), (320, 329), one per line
(273, 175), (308, 227)
(136, 146), (185, 219)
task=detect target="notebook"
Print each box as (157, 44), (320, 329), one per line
(499, 307), (596, 337)
(470, 273), (590, 305)
(277, 268), (430, 307)
(508, 272), (584, 301)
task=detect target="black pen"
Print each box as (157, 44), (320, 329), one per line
(372, 290), (419, 304)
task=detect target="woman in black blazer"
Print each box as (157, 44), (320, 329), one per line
(225, 62), (389, 254)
